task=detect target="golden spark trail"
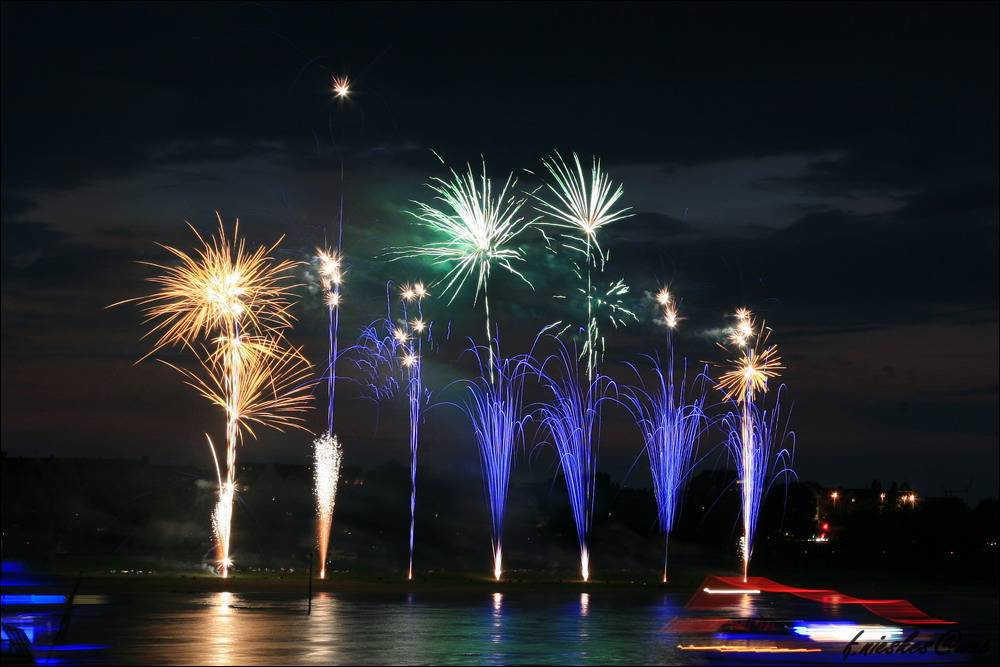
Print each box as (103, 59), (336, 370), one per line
(313, 432), (343, 579)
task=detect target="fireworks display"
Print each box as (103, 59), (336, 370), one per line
(717, 309), (792, 581)
(119, 215), (312, 576)
(392, 160), (536, 380)
(113, 164), (801, 588)
(535, 152), (632, 381)
(534, 336), (614, 581)
(460, 342), (530, 580)
(313, 432), (343, 579)
(21, 6), (990, 651)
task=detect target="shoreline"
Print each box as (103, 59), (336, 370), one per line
(47, 572), (717, 595)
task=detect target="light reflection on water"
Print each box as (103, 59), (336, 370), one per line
(60, 590), (706, 665)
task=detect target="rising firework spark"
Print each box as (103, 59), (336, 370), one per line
(533, 335), (614, 581)
(459, 341), (530, 580)
(332, 75), (351, 99)
(116, 216), (310, 577)
(535, 152), (631, 382)
(716, 309), (791, 582)
(621, 351), (708, 582)
(313, 432), (343, 579)
(391, 160), (536, 381)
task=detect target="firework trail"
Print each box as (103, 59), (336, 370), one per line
(356, 281), (430, 579)
(312, 248), (345, 577)
(532, 334), (615, 581)
(399, 282), (429, 580)
(618, 287), (708, 582)
(312, 72), (354, 577)
(716, 309), (793, 581)
(313, 432), (343, 579)
(315, 249), (344, 431)
(116, 215), (312, 577)
(389, 159), (536, 381)
(534, 152), (632, 382)
(457, 340), (531, 580)
(620, 346), (708, 581)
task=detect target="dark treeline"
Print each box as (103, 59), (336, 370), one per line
(2, 454), (996, 581)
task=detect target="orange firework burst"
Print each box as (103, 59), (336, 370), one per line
(116, 214), (300, 356)
(718, 310), (782, 402)
(164, 335), (314, 438)
(717, 338), (783, 403)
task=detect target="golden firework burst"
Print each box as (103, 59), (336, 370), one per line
(116, 215), (299, 356)
(717, 333), (783, 403)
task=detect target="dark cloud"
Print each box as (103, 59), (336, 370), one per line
(616, 211), (694, 243)
(858, 399), (998, 437)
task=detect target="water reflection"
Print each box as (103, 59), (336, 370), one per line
(56, 590), (698, 665)
(205, 591), (235, 665)
(489, 592), (503, 646)
(304, 593), (343, 664)
(738, 590), (754, 618)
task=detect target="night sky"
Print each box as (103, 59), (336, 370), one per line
(2, 2), (997, 500)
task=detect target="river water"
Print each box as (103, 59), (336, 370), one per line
(5, 587), (997, 664)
